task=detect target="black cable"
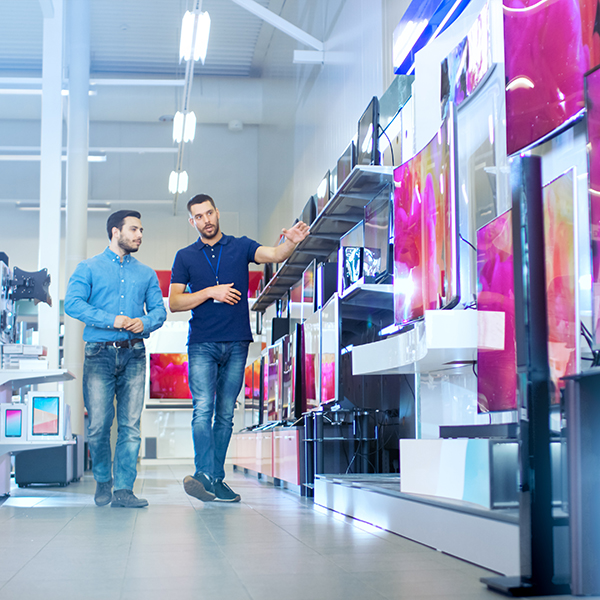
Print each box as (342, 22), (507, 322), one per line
(459, 232), (476, 252)
(403, 374), (415, 400)
(472, 362), (478, 378)
(378, 124), (395, 167)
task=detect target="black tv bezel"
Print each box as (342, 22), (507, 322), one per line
(357, 96), (380, 166)
(300, 195), (317, 226)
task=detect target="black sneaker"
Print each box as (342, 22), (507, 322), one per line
(213, 479), (241, 502)
(94, 480), (113, 506)
(110, 489), (148, 508)
(183, 472), (216, 502)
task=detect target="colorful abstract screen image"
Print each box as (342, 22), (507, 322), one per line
(320, 296), (339, 406)
(32, 396), (60, 436)
(149, 353), (192, 400)
(5, 408), (23, 438)
(586, 66), (600, 342)
(477, 210), (517, 412)
(503, 0), (587, 155)
(393, 106), (458, 325)
(543, 169), (578, 403)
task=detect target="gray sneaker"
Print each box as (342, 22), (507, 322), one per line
(110, 489), (148, 508)
(213, 479), (241, 502)
(94, 480), (113, 506)
(183, 472), (216, 502)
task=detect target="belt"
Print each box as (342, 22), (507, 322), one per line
(99, 338), (144, 348)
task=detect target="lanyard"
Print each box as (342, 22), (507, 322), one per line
(202, 245), (222, 285)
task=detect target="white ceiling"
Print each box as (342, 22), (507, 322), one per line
(0, 0), (288, 79)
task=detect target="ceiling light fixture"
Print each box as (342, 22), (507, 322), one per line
(172, 110), (197, 143)
(179, 10), (211, 64)
(168, 170), (189, 194)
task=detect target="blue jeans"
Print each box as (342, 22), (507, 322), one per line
(188, 341), (250, 480)
(82, 342), (146, 490)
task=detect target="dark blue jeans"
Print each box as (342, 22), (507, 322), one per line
(82, 342), (146, 490)
(188, 341), (250, 479)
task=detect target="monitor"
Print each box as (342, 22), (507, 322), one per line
(364, 189), (392, 282)
(315, 171), (331, 215)
(27, 391), (65, 441)
(357, 96), (380, 166)
(320, 294), (340, 406)
(301, 260), (316, 320)
(302, 309), (320, 411)
(1, 403), (27, 441)
(149, 353), (192, 401)
(337, 141), (356, 188)
(301, 195), (317, 226)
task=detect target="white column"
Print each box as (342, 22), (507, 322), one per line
(38, 0), (63, 371)
(63, 0), (90, 436)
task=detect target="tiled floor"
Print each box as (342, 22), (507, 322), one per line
(0, 464), (592, 600)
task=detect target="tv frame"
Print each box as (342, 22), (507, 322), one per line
(316, 170), (331, 215)
(357, 96), (380, 166)
(26, 391), (65, 441)
(301, 195), (317, 226)
(0, 403), (27, 441)
(337, 141), (356, 188)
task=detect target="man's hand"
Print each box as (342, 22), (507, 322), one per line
(124, 318), (144, 334)
(282, 221), (310, 245)
(114, 315), (130, 329)
(210, 283), (242, 305)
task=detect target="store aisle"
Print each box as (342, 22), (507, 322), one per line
(0, 464), (584, 600)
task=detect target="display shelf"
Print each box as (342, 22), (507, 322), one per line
(0, 369), (75, 389)
(252, 165), (393, 312)
(340, 282), (393, 321)
(0, 438), (75, 457)
(352, 310), (477, 375)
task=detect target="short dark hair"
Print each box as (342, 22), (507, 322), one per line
(187, 194), (216, 214)
(106, 210), (141, 240)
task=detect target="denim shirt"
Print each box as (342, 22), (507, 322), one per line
(65, 247), (167, 342)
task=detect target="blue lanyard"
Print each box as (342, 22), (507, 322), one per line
(202, 245), (222, 284)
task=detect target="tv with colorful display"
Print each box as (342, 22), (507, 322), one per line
(244, 364), (253, 406)
(302, 260), (316, 320)
(337, 141), (356, 188)
(393, 104), (459, 325)
(543, 168), (578, 403)
(503, 0), (587, 155)
(303, 309), (320, 410)
(342, 247), (363, 291)
(586, 65), (600, 343)
(280, 334), (294, 421)
(267, 342), (282, 422)
(477, 209), (517, 412)
(149, 353), (192, 400)
(357, 96), (380, 166)
(364, 190), (392, 282)
(320, 294), (339, 406)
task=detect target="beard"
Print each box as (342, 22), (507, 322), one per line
(118, 238), (140, 254)
(200, 221), (220, 239)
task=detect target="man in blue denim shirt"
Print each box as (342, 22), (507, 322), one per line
(170, 194), (309, 503)
(65, 210), (166, 508)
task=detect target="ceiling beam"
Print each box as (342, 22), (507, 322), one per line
(230, 0), (323, 52)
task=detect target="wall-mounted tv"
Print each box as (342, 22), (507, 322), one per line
(586, 65), (600, 343)
(542, 168), (578, 403)
(393, 103), (459, 325)
(357, 96), (380, 166)
(503, 0), (586, 155)
(316, 171), (331, 215)
(149, 353), (192, 400)
(477, 209), (517, 412)
(337, 141), (356, 188)
(364, 189), (392, 282)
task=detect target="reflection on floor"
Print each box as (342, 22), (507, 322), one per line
(0, 464), (586, 600)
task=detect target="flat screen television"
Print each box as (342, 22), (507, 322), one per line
(261, 353), (268, 425)
(1, 403), (27, 441)
(244, 363), (253, 409)
(301, 260), (316, 320)
(27, 391), (65, 440)
(303, 309), (320, 410)
(301, 195), (317, 226)
(586, 65), (600, 343)
(393, 103), (459, 325)
(477, 209), (517, 412)
(503, 0), (586, 155)
(316, 171), (331, 215)
(364, 189), (392, 282)
(337, 141), (356, 188)
(320, 294), (340, 406)
(267, 341), (283, 422)
(149, 353), (192, 400)
(542, 168), (578, 403)
(357, 96), (380, 166)
(280, 334), (294, 421)
(338, 221), (364, 294)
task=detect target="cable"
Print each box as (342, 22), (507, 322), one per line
(459, 232), (477, 252)
(472, 362), (478, 378)
(378, 124), (395, 167)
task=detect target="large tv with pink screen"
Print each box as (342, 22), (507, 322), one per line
(477, 209), (517, 412)
(393, 104), (459, 325)
(149, 353), (192, 400)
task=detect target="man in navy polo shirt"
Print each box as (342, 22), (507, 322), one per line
(169, 194), (309, 502)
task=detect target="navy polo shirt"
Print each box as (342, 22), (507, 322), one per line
(170, 234), (261, 344)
